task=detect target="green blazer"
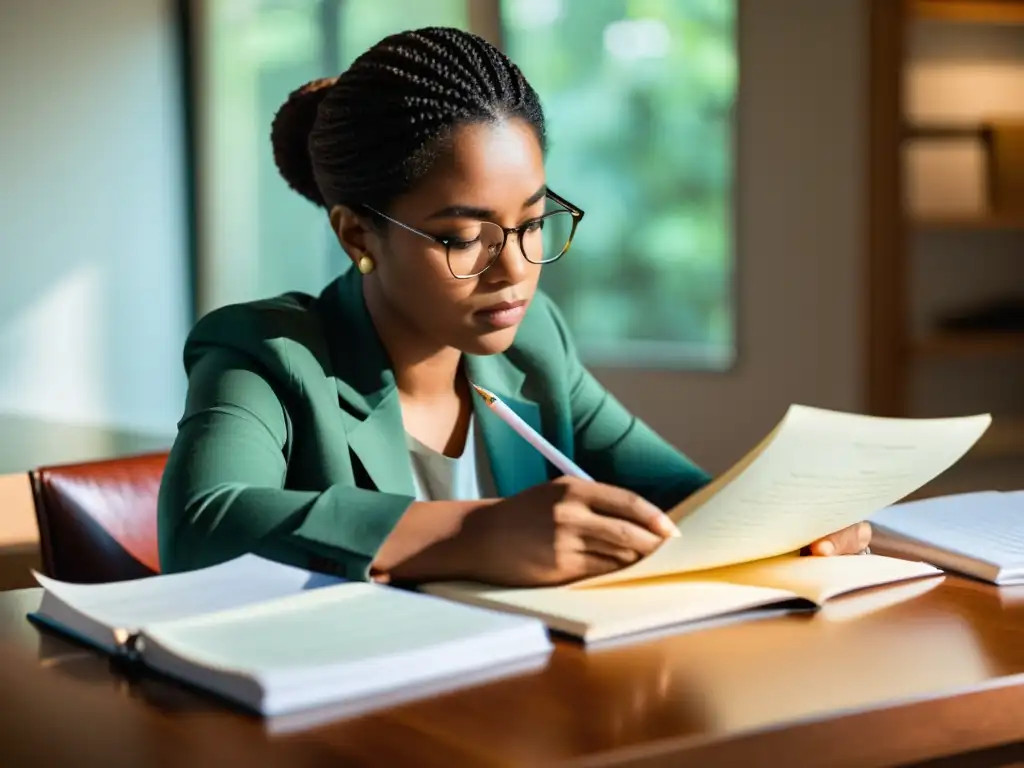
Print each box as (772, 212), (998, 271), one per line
(157, 268), (710, 580)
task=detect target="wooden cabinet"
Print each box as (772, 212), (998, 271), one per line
(868, 0), (1024, 488)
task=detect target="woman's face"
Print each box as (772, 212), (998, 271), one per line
(349, 118), (548, 357)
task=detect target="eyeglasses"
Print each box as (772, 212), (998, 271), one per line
(362, 189), (585, 279)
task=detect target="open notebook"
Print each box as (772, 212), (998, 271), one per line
(28, 555), (551, 717)
(425, 405), (988, 642)
(870, 490), (1024, 585)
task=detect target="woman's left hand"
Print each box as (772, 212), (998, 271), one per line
(808, 522), (872, 556)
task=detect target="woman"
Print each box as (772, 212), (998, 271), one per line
(157, 26), (870, 585)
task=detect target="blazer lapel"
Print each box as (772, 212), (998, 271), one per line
(319, 271), (417, 498)
(318, 269), (553, 500)
(339, 388), (417, 498)
(465, 354), (551, 498)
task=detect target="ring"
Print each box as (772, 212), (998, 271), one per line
(859, 546), (872, 555)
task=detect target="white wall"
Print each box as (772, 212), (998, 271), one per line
(596, 0), (866, 473)
(0, 0), (189, 436)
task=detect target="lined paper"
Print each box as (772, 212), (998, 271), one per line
(580, 406), (990, 587)
(872, 491), (1024, 581)
(141, 584), (540, 675)
(33, 555), (341, 632)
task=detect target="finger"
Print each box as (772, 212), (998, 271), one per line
(579, 553), (626, 578)
(571, 481), (678, 539)
(809, 533), (842, 556)
(857, 521), (873, 551)
(578, 536), (643, 565)
(834, 522), (869, 554)
(810, 522), (869, 556)
(574, 509), (664, 556)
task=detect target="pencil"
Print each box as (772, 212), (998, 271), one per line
(470, 383), (594, 481)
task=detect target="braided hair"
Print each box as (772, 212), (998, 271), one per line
(270, 27), (546, 214)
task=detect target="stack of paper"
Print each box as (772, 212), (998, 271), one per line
(871, 491), (1024, 585)
(30, 555), (552, 716)
(426, 405), (988, 641)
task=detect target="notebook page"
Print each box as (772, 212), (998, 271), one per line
(34, 555), (341, 633)
(425, 579), (797, 642)
(818, 577), (945, 622)
(871, 491), (1024, 568)
(579, 406), (990, 587)
(687, 553), (943, 603)
(139, 584), (548, 691)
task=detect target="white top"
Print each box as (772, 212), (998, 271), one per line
(405, 415), (497, 502)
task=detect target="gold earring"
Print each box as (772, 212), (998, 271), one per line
(356, 254), (375, 275)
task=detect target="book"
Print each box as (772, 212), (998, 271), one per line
(423, 405), (989, 642)
(426, 554), (944, 643)
(28, 555), (552, 717)
(870, 491), (1024, 586)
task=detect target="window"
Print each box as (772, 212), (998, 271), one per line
(197, 1), (335, 311)
(335, 0), (469, 68)
(503, 0), (736, 367)
(194, 0), (736, 368)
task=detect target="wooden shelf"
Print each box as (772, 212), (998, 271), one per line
(868, 0), (1024, 420)
(904, 122), (989, 140)
(911, 0), (1024, 25)
(912, 214), (1024, 230)
(913, 331), (1024, 358)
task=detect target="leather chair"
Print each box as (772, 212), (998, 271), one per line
(31, 452), (168, 583)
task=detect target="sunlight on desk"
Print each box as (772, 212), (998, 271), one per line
(682, 591), (1005, 733)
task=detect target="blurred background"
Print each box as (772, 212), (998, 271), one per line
(1, 0), (1022, 495)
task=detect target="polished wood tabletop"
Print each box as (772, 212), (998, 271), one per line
(2, 577), (1024, 767)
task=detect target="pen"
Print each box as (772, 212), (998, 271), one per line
(472, 383), (681, 539)
(471, 383), (594, 481)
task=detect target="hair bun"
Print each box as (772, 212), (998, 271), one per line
(270, 27), (545, 212)
(270, 77), (338, 208)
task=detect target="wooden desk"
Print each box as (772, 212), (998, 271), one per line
(0, 472), (40, 589)
(1, 579), (1023, 767)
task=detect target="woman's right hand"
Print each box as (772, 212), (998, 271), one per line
(462, 476), (679, 587)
